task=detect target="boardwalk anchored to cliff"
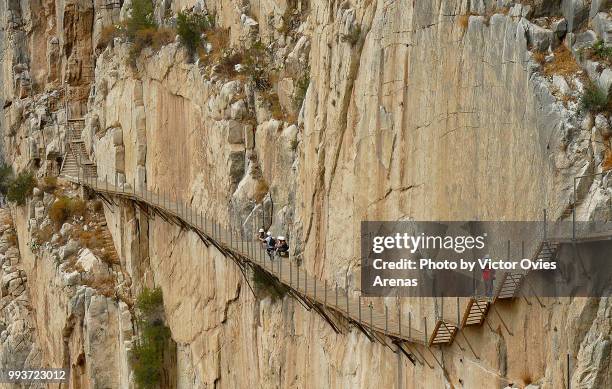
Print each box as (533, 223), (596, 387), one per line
(62, 173), (458, 361)
(60, 171), (611, 370)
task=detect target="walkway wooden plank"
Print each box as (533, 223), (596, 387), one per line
(62, 174), (431, 346)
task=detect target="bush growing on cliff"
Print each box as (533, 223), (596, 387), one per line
(293, 70), (310, 111)
(126, 0), (156, 40)
(131, 27), (175, 54)
(6, 171), (36, 206)
(136, 286), (164, 315)
(0, 164), (13, 196)
(132, 287), (171, 389)
(243, 41), (273, 90)
(40, 176), (57, 193)
(581, 82), (610, 112)
(124, 0), (176, 63)
(49, 196), (87, 226)
(177, 11), (213, 55)
(590, 40), (612, 62)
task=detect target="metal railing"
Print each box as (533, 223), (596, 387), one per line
(60, 166), (612, 364)
(63, 171), (436, 350)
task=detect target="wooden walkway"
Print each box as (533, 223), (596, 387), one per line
(61, 174), (439, 353)
(59, 171), (612, 368)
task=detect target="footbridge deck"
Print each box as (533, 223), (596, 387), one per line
(61, 174), (438, 355)
(59, 171), (612, 368)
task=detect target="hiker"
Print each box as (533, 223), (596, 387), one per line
(482, 254), (495, 297)
(260, 230), (271, 245)
(275, 236), (289, 257)
(257, 228), (265, 241)
(264, 232), (276, 258)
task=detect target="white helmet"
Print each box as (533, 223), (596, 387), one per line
(259, 228), (264, 233)
(278, 236), (285, 241)
(266, 231), (272, 236)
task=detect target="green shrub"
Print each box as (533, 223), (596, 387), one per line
(125, 0), (178, 63)
(580, 82), (610, 112)
(177, 11), (212, 55)
(293, 70), (310, 110)
(132, 287), (171, 389)
(49, 196), (87, 226)
(126, 0), (156, 40)
(591, 40), (612, 61)
(133, 341), (165, 388)
(136, 287), (164, 316)
(243, 41), (273, 90)
(0, 164), (13, 195)
(6, 171), (36, 206)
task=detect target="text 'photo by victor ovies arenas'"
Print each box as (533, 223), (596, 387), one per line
(0, 0), (611, 388)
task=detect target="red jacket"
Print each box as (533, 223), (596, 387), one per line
(482, 268), (492, 281)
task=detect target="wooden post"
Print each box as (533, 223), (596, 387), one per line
(424, 317), (428, 345)
(359, 296), (362, 324)
(290, 260), (292, 286)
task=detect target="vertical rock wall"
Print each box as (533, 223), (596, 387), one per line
(1, 0), (611, 387)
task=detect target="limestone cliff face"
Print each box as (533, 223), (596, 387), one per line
(1, 0), (612, 388)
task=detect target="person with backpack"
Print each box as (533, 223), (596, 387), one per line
(264, 232), (276, 259)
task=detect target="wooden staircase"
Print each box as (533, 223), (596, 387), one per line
(493, 272), (525, 302)
(535, 241), (559, 263)
(457, 240), (562, 339)
(493, 241), (560, 303)
(97, 222), (120, 264)
(61, 119), (97, 179)
(428, 320), (458, 346)
(461, 297), (490, 327)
